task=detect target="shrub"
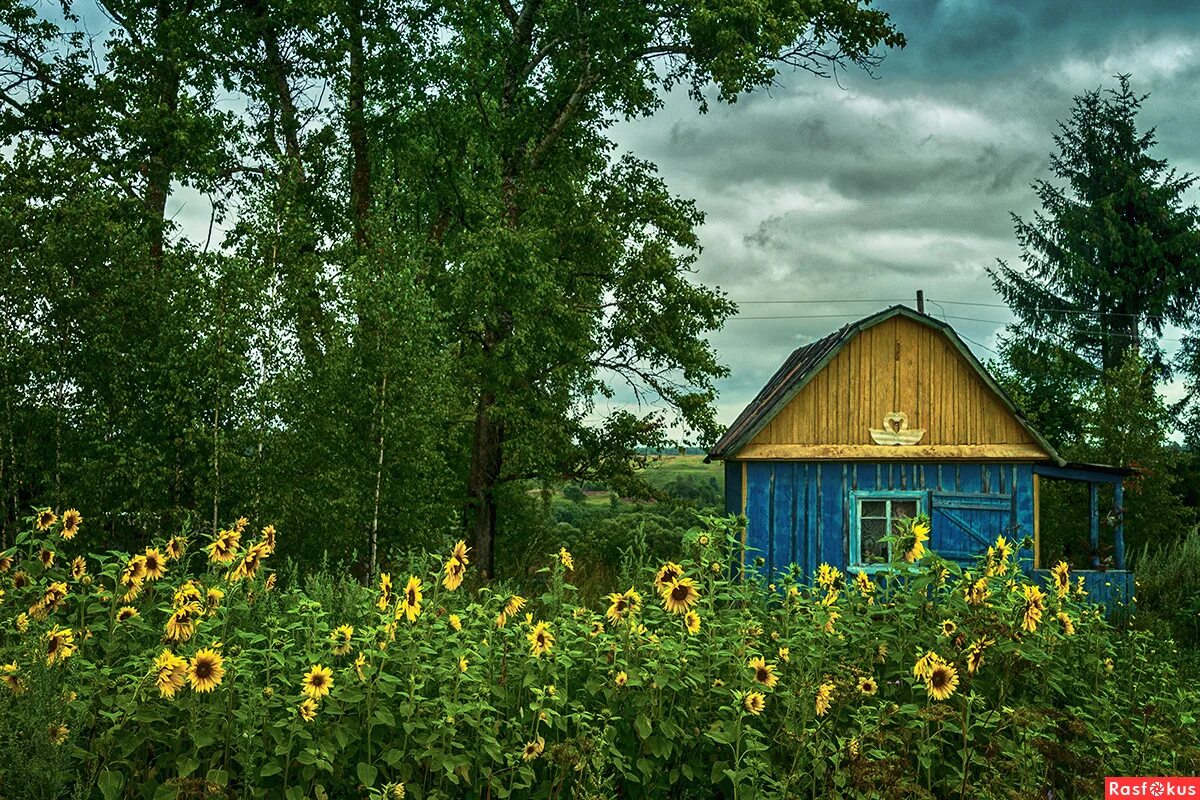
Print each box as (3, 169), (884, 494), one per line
(0, 510), (1196, 799)
(1133, 526), (1200, 655)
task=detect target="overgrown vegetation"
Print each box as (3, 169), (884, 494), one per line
(2, 510), (1197, 798)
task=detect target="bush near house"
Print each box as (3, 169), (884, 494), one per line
(1, 511), (1197, 799)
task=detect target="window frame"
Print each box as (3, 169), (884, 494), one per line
(848, 490), (926, 572)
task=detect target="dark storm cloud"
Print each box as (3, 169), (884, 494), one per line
(608, 0), (1200, 428)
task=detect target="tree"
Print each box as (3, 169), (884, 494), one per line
(989, 74), (1200, 443)
(412, 0), (906, 575)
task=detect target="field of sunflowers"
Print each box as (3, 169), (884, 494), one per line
(0, 510), (1197, 799)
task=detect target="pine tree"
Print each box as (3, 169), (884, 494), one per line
(989, 75), (1200, 402)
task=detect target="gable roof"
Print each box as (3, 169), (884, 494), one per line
(707, 305), (1064, 464)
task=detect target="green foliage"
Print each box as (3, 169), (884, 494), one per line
(1133, 526), (1200, 657)
(1, 512), (1197, 798)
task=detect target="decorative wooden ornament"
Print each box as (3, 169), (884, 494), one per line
(868, 412), (926, 446)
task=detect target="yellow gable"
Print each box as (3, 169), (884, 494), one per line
(735, 315), (1049, 460)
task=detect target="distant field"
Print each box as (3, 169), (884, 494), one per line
(641, 453), (724, 492)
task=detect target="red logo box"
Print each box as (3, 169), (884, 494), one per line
(1107, 778), (1200, 798)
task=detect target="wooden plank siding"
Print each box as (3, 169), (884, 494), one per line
(740, 460), (1036, 579)
(740, 315), (1045, 459)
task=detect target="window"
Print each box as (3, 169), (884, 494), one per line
(851, 493), (923, 568)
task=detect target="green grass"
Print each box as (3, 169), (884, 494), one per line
(641, 453), (723, 491)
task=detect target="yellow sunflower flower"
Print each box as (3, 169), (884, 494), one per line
(59, 508), (82, 539)
(165, 536), (187, 562)
(376, 572), (393, 611)
(1051, 561), (1071, 598)
(615, 670), (628, 687)
(558, 547), (574, 571)
(748, 656), (779, 689)
(154, 649), (188, 698)
(70, 556), (87, 580)
(857, 676), (878, 696)
(442, 556), (465, 591)
(458, 657), (468, 673)
(35, 508), (57, 531)
(165, 603), (200, 643)
(925, 661), (959, 701)
(205, 528), (241, 564)
(448, 614), (462, 631)
(965, 576), (990, 607)
(45, 626), (76, 665)
(528, 621), (554, 657)
(301, 664), (333, 700)
(298, 697), (318, 722)
(354, 652), (367, 680)
(1020, 584), (1046, 632)
(940, 619), (957, 637)
(653, 562), (683, 593)
(521, 736), (546, 761)
(815, 682), (835, 716)
(2, 663), (25, 693)
(0, 554), (12, 573)
(660, 577), (699, 615)
(684, 610), (701, 634)
(39, 548), (55, 568)
(742, 690), (766, 715)
(778, 646), (790, 663)
(142, 548), (167, 581)
(450, 539), (470, 565)
(399, 576), (423, 622)
(1056, 611), (1076, 636)
(48, 722), (69, 745)
(187, 648), (225, 693)
(116, 606), (139, 622)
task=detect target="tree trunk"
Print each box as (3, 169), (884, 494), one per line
(467, 390), (502, 579)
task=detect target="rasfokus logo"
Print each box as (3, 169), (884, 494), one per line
(1107, 778), (1200, 798)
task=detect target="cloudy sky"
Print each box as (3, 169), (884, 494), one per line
(608, 0), (1200, 429)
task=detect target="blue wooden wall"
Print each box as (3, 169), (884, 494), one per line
(729, 461), (1036, 578)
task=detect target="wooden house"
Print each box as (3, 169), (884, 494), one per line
(708, 306), (1133, 604)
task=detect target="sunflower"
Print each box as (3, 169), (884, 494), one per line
(742, 691), (766, 715)
(12, 570), (29, 590)
(822, 609), (841, 635)
(901, 519), (930, 563)
(521, 736), (546, 761)
(165, 603), (200, 643)
(857, 676), (878, 696)
(31, 581), (68, 619)
(301, 664), (333, 699)
(120, 554), (146, 587)
(206, 528), (241, 565)
(399, 576), (423, 622)
(498, 595), (524, 621)
(748, 656), (779, 688)
(36, 508), (57, 531)
(925, 662), (959, 701)
(15, 612), (29, 632)
(188, 649), (225, 693)
(558, 547), (574, 571)
(778, 646), (790, 663)
(174, 580), (202, 607)
(298, 697), (319, 722)
(1020, 584), (1047, 632)
(816, 563), (844, 591)
(965, 637), (992, 674)
(260, 524), (277, 554)
(39, 548), (55, 569)
(1056, 611), (1076, 636)
(354, 652), (367, 680)
(993, 534), (1013, 564)
(442, 556), (466, 591)
(69, 556), (87, 581)
(0, 554), (12, 573)
(650, 563), (682, 595)
(264, 573), (276, 591)
(139, 548), (167, 582)
(229, 541), (269, 582)
(152, 649), (188, 697)
(59, 508), (82, 539)
(205, 587), (224, 616)
(450, 539), (470, 565)
(684, 610), (701, 634)
(116, 606), (139, 622)
(48, 723), (69, 745)
(940, 619), (957, 637)
(376, 572), (393, 611)
(2, 663), (24, 693)
(528, 621), (554, 657)
(165, 536), (187, 562)
(331, 625), (354, 655)
(45, 626), (76, 665)
(448, 614), (462, 632)
(1051, 561), (1071, 598)
(815, 682), (835, 716)
(710, 560), (724, 575)
(386, 783), (406, 799)
(458, 656), (468, 673)
(854, 571), (875, 599)
(912, 650), (944, 680)
(661, 577), (699, 615)
(965, 577), (990, 607)
(615, 670), (628, 687)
